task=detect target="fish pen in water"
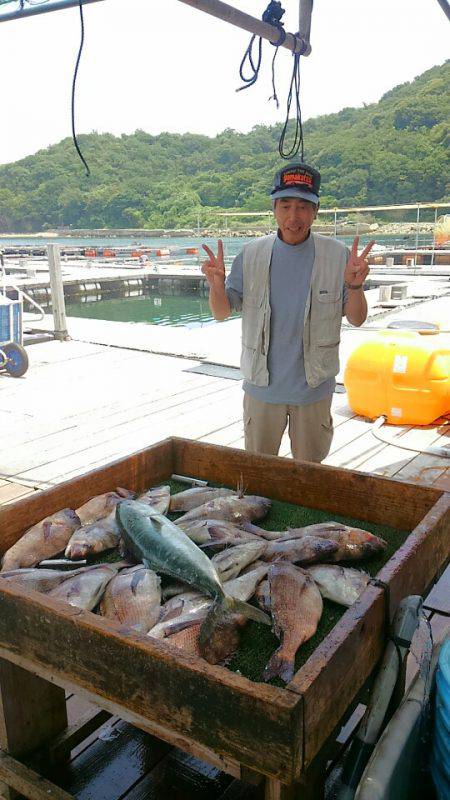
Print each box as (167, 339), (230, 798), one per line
(0, 438), (448, 799)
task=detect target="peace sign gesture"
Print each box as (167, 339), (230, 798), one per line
(344, 236), (375, 289)
(201, 240), (226, 290)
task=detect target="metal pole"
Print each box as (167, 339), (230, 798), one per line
(415, 204), (420, 253)
(431, 206), (438, 267)
(435, 0), (450, 22)
(0, 0), (105, 24)
(47, 244), (69, 341)
(176, 0), (310, 55)
(334, 209), (337, 238)
(298, 0), (313, 45)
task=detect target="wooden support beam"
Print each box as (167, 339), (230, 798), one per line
(0, 751), (74, 800)
(177, 0), (311, 55)
(47, 708), (112, 763)
(0, 660), (67, 800)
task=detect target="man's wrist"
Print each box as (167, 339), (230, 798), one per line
(344, 281), (364, 290)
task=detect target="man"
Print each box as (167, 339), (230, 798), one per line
(202, 163), (374, 462)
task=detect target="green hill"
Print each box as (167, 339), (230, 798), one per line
(0, 61), (448, 232)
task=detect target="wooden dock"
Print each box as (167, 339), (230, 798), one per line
(1, 294), (449, 800)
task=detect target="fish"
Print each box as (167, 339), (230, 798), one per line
(169, 487), (237, 512)
(149, 565), (269, 641)
(0, 565), (99, 593)
(47, 564), (119, 610)
(100, 565), (161, 632)
(175, 495), (271, 525)
(1, 509), (81, 571)
(263, 564), (323, 683)
(255, 578), (270, 612)
(75, 488), (135, 526)
(65, 511), (120, 559)
(263, 536), (339, 565)
(176, 518), (262, 546)
(161, 578), (192, 600)
(136, 485), (171, 515)
(148, 597), (211, 639)
(199, 604), (247, 664)
(307, 565), (370, 607)
(166, 623), (203, 657)
(211, 541), (267, 582)
(116, 501), (270, 630)
(282, 523), (387, 561)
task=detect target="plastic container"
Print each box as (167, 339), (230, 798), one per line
(0, 294), (22, 345)
(431, 639), (450, 800)
(344, 330), (450, 424)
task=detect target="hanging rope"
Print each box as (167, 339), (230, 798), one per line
(71, 0), (90, 176)
(236, 1), (285, 96)
(278, 48), (305, 161)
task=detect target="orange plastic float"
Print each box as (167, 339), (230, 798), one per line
(344, 328), (450, 425)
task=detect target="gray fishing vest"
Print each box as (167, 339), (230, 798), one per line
(241, 233), (347, 389)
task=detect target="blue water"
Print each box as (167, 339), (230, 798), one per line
(0, 232), (434, 255)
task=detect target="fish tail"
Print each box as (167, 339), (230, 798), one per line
(223, 594), (271, 625)
(262, 646), (295, 683)
(240, 521), (279, 540)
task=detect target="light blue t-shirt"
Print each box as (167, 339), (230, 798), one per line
(226, 233), (347, 405)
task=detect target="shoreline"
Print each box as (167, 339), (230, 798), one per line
(0, 222), (436, 240)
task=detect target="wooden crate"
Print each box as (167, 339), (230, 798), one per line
(0, 438), (449, 800)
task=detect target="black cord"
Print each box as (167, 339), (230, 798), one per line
(237, 34), (263, 92)
(278, 51), (304, 161)
(236, 1), (285, 95)
(71, 0), (90, 177)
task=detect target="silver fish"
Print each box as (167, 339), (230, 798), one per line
(307, 565), (370, 607)
(263, 536), (339, 565)
(76, 488), (135, 526)
(175, 495), (271, 525)
(136, 485), (171, 515)
(0, 565), (99, 593)
(65, 511), (120, 559)
(176, 518), (262, 546)
(100, 565), (161, 631)
(116, 502), (270, 631)
(1, 509), (81, 571)
(211, 542), (267, 582)
(48, 564), (119, 610)
(169, 487), (237, 512)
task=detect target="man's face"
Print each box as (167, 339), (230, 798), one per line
(274, 197), (318, 245)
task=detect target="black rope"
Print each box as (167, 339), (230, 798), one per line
(71, 0), (90, 177)
(236, 1), (285, 96)
(278, 49), (304, 161)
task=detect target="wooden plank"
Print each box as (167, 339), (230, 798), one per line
(0, 485), (35, 505)
(287, 586), (385, 767)
(377, 492), (450, 614)
(47, 709), (112, 763)
(424, 563), (450, 615)
(0, 660), (67, 800)
(171, 438), (442, 530)
(0, 751), (74, 800)
(0, 439), (174, 554)
(0, 584), (302, 781)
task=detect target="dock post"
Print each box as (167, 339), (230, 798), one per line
(47, 244), (69, 341)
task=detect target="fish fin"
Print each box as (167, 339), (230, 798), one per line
(43, 521), (53, 541)
(224, 595), (271, 626)
(262, 647), (295, 683)
(236, 473), (246, 499)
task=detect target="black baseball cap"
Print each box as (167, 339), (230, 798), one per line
(270, 163), (321, 204)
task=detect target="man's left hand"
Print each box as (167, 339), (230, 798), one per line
(344, 236), (375, 288)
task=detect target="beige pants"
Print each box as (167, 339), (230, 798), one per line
(243, 392), (333, 463)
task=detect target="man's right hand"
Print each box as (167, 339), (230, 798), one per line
(201, 240), (225, 290)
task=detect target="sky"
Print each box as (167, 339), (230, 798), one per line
(0, 0), (448, 164)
